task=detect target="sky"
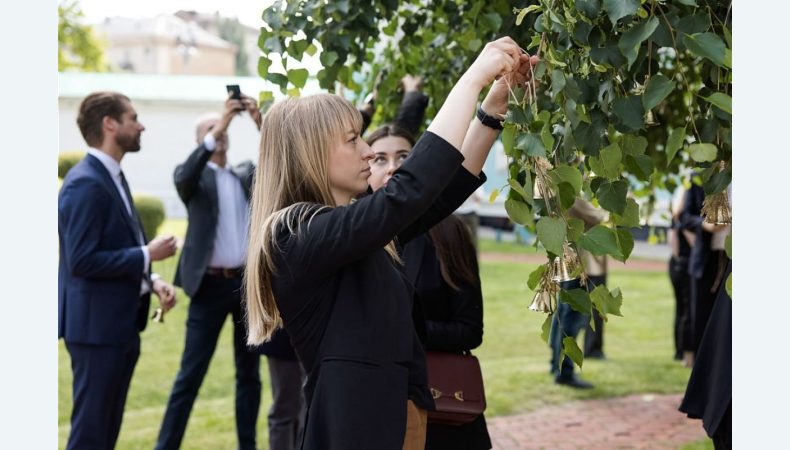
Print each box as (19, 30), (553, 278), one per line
(76, 0), (274, 27)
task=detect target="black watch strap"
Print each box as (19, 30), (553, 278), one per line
(476, 106), (504, 130)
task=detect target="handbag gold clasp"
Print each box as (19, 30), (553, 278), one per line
(454, 391), (464, 402)
(430, 388), (442, 399)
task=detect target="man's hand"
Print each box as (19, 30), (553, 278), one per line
(400, 75), (424, 93)
(213, 94), (244, 140)
(152, 279), (176, 312)
(481, 52), (540, 117)
(147, 235), (177, 261)
(241, 94), (262, 130)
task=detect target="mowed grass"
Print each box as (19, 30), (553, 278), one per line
(58, 221), (692, 449)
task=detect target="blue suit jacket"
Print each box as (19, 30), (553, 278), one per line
(58, 154), (151, 345)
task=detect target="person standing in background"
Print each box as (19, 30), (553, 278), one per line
(59, 91), (177, 450)
(156, 93), (265, 450)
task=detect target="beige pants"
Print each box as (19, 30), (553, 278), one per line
(402, 400), (427, 450)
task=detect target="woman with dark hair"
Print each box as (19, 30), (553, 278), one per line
(404, 215), (491, 450)
(366, 96), (499, 450)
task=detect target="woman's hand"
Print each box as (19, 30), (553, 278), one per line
(481, 53), (540, 117)
(461, 37), (522, 92)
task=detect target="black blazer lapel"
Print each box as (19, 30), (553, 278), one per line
(202, 167), (220, 219)
(86, 154), (142, 244)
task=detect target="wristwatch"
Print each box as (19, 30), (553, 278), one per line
(476, 106), (504, 130)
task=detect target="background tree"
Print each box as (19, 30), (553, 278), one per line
(216, 16), (251, 76)
(58, 0), (108, 72)
(256, 0), (732, 367)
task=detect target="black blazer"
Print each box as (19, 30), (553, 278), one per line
(173, 145), (254, 297)
(272, 132), (484, 450)
(402, 234), (492, 450)
(58, 154), (150, 345)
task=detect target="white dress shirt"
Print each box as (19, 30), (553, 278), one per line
(87, 148), (157, 294)
(203, 135), (250, 268)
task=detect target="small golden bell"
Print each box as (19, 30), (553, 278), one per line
(529, 290), (556, 314)
(152, 307), (165, 323)
(551, 243), (581, 282)
(702, 191), (732, 225)
(644, 110), (658, 127)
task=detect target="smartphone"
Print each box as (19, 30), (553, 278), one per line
(226, 84), (241, 100)
(226, 85), (244, 112)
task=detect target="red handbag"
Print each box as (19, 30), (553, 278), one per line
(425, 351), (487, 425)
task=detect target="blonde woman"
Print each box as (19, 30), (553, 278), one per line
(245, 37), (535, 450)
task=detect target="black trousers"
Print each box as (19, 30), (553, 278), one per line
(670, 256), (694, 357)
(65, 336), (140, 450)
(155, 274), (261, 450)
(583, 275), (607, 356)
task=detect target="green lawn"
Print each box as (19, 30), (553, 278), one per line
(59, 221), (693, 449)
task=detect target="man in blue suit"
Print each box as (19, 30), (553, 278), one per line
(59, 91), (178, 450)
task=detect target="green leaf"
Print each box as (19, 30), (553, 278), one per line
(560, 289), (592, 314)
(266, 72), (288, 90)
(642, 73), (675, 111)
(703, 167), (731, 195)
(286, 68), (309, 88)
(548, 165), (583, 194)
(257, 57), (272, 78)
(596, 180), (628, 215)
(501, 126), (516, 157)
(621, 134), (648, 156)
(590, 285), (624, 319)
(505, 198), (534, 226)
(702, 93), (732, 114)
(683, 32), (728, 67)
(615, 228), (634, 262)
(612, 198), (640, 228)
(562, 336), (584, 369)
(612, 96), (645, 133)
(589, 142), (622, 180)
(666, 127), (686, 163)
(689, 143), (718, 162)
(509, 179), (530, 202)
(624, 154), (655, 181)
(516, 5), (541, 26)
(305, 44), (318, 56)
(557, 182), (577, 210)
(489, 188), (500, 203)
(677, 0), (697, 5)
(528, 265), (547, 291)
(536, 216), (567, 256)
(725, 235), (732, 259)
(516, 133), (547, 157)
(467, 38), (483, 51)
(541, 314), (553, 343)
(725, 273), (732, 298)
(578, 224), (623, 259)
(320, 51), (339, 67)
(551, 69), (566, 98)
(567, 217), (586, 241)
(602, 0), (640, 25)
(618, 16), (659, 68)
(575, 0), (601, 19)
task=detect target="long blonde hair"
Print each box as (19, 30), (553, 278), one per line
(244, 94), (365, 345)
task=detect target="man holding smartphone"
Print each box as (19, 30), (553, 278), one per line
(155, 91), (264, 449)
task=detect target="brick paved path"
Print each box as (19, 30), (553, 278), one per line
(487, 393), (706, 449)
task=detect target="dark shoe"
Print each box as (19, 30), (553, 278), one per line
(555, 374), (594, 389)
(586, 351), (606, 360)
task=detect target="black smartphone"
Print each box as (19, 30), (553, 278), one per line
(226, 84), (241, 100)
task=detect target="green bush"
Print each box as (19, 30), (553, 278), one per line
(133, 195), (166, 239)
(58, 151), (86, 179)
